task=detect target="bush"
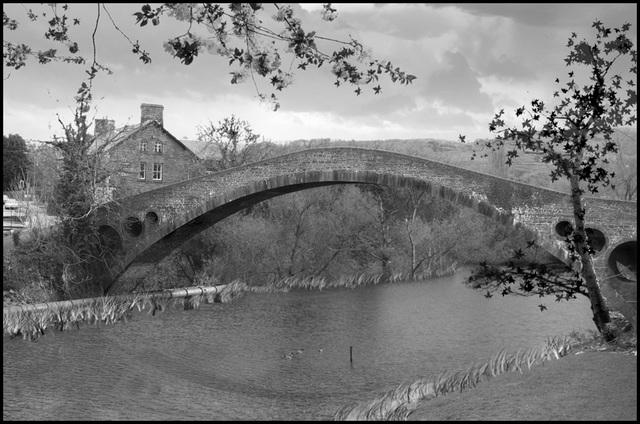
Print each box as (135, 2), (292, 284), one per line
(3, 230), (64, 303)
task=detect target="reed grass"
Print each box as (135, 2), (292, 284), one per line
(3, 285), (229, 341)
(4, 264), (461, 342)
(331, 335), (575, 421)
(262, 263), (459, 292)
(4, 263), (460, 341)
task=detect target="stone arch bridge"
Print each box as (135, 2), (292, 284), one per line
(95, 147), (636, 320)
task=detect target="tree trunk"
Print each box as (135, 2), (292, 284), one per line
(568, 174), (612, 338)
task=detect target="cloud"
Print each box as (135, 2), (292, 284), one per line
(441, 3), (637, 29)
(2, 3), (637, 145)
(423, 51), (493, 113)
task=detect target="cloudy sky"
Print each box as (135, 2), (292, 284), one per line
(3, 3), (637, 144)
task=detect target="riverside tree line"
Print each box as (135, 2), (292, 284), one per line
(4, 131), (536, 299)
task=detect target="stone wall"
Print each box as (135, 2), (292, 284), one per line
(107, 123), (202, 196)
(102, 147), (636, 245)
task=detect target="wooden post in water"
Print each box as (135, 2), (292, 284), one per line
(350, 346), (353, 363)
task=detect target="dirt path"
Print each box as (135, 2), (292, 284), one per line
(408, 349), (637, 421)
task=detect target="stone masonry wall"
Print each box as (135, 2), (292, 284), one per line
(96, 147), (634, 262)
(109, 147), (635, 232)
(95, 147), (636, 307)
(107, 124), (202, 196)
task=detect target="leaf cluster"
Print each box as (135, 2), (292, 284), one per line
(461, 21), (636, 196)
(467, 240), (588, 311)
(3, 4), (86, 70)
(3, 134), (32, 191)
(5, 3), (415, 108)
(132, 3), (415, 108)
(458, 22), (637, 326)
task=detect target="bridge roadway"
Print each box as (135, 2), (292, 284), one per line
(94, 147), (636, 321)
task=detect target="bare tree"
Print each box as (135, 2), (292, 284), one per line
(197, 114), (271, 170)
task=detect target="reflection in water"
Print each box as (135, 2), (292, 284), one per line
(3, 270), (593, 420)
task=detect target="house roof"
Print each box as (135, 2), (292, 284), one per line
(89, 120), (198, 159)
(179, 139), (220, 160)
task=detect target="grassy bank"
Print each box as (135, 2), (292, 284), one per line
(408, 332), (637, 421)
(331, 330), (636, 421)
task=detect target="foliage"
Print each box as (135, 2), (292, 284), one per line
(25, 142), (61, 208)
(132, 3), (414, 108)
(19, 60), (126, 298)
(3, 134), (31, 192)
(3, 112), (130, 299)
(3, 228), (65, 302)
(459, 21), (637, 338)
(44, 75), (114, 297)
(3, 3), (415, 110)
(194, 185), (383, 284)
(465, 21), (636, 188)
(468, 251), (587, 302)
(144, 183), (530, 290)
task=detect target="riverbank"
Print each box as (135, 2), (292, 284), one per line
(4, 272), (633, 421)
(408, 346), (637, 421)
(331, 331), (636, 421)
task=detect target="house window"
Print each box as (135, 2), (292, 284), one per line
(140, 140), (147, 152)
(139, 162), (146, 180)
(153, 163), (163, 181)
(154, 141), (163, 153)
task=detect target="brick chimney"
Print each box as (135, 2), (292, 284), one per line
(94, 118), (115, 136)
(141, 103), (164, 126)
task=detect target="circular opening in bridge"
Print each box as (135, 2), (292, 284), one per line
(145, 211), (159, 225)
(586, 227), (606, 253)
(608, 241), (637, 282)
(555, 221), (573, 237)
(123, 216), (143, 237)
(98, 225), (122, 252)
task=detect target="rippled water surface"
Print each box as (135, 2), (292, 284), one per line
(4, 270), (594, 420)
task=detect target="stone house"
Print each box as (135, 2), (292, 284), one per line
(92, 103), (204, 200)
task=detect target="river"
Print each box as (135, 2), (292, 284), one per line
(3, 269), (595, 420)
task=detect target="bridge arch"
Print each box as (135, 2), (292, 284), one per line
(145, 211), (160, 226)
(607, 240), (637, 282)
(94, 147), (636, 296)
(101, 172), (520, 291)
